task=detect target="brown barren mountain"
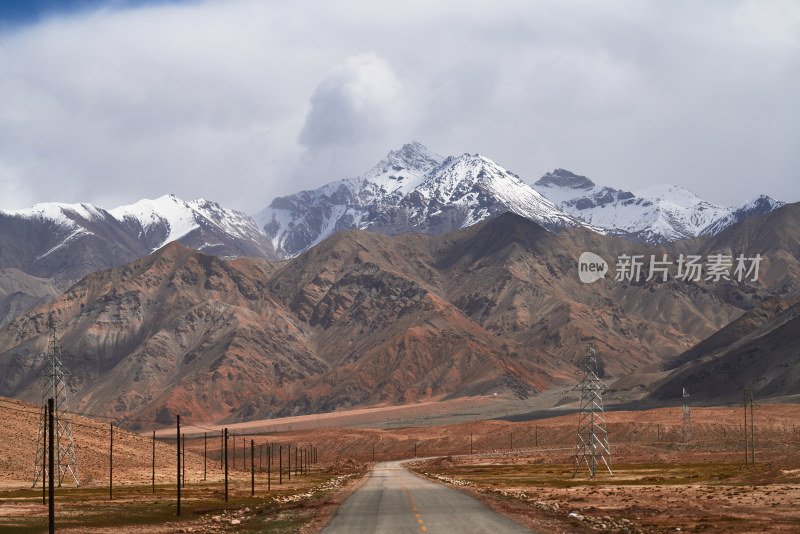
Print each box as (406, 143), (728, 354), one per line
(648, 296), (800, 404)
(0, 209), (791, 427)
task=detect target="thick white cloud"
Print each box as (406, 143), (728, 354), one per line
(0, 0), (798, 213)
(300, 53), (405, 149)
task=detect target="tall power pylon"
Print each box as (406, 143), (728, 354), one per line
(572, 343), (613, 478)
(682, 386), (694, 442)
(32, 328), (79, 487)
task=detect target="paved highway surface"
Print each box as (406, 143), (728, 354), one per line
(320, 460), (533, 533)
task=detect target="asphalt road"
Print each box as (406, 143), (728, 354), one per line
(320, 460), (533, 533)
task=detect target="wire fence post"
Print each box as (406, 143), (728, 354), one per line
(251, 440), (255, 496)
(182, 434), (185, 488)
(267, 444), (271, 492)
(288, 445), (291, 481)
(204, 432), (207, 482)
(176, 414), (181, 517)
(152, 430), (155, 494)
(279, 445), (283, 485)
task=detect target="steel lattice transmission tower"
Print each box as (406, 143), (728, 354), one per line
(32, 328), (79, 487)
(682, 386), (694, 442)
(572, 343), (613, 478)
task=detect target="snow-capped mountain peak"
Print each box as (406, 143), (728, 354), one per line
(110, 194), (200, 247)
(1, 194), (276, 272)
(359, 141), (445, 203)
(6, 201), (108, 228)
(700, 195), (785, 236)
(109, 194), (272, 254)
(255, 144), (583, 257)
(535, 168), (595, 190)
(533, 170), (784, 244)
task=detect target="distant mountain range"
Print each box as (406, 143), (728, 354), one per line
(534, 168), (783, 245)
(0, 195), (276, 324)
(255, 142), (581, 256)
(0, 142), (785, 326)
(2, 200), (798, 426)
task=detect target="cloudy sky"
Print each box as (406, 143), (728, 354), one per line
(0, 0), (798, 214)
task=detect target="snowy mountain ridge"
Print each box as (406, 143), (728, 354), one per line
(1, 144), (784, 266)
(255, 142), (585, 257)
(533, 169), (784, 244)
(2, 194), (277, 265)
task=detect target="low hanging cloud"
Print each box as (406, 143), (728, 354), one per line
(293, 53), (414, 185)
(299, 53), (405, 150)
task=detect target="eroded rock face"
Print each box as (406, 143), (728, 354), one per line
(1, 203), (797, 425)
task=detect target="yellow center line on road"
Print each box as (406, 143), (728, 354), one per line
(391, 471), (427, 532)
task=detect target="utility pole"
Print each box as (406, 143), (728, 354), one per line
(750, 388), (757, 465)
(42, 406), (46, 504)
(109, 424), (113, 500)
(224, 428), (229, 502)
(176, 415), (181, 516)
(744, 388), (749, 466)
(682, 387), (694, 442)
(48, 398), (54, 534)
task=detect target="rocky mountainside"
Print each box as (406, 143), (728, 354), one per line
(0, 195), (277, 324)
(534, 169), (783, 245)
(0, 144), (784, 327)
(641, 204), (800, 404)
(2, 201), (794, 427)
(647, 296), (800, 405)
(255, 142), (582, 257)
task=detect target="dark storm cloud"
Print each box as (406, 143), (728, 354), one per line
(0, 0), (798, 214)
